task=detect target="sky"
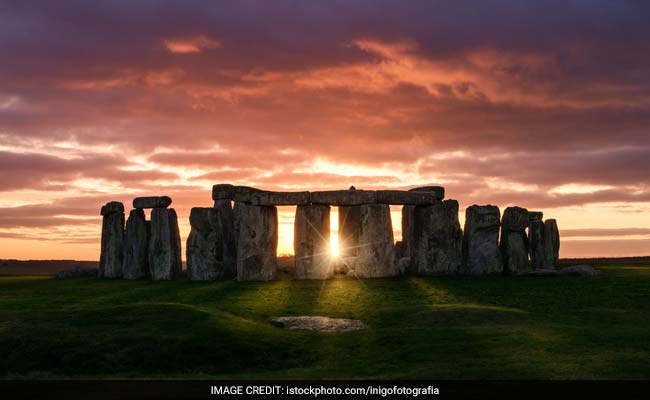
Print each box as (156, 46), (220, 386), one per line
(1, 0), (650, 260)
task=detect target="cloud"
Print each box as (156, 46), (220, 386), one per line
(164, 35), (221, 53)
(1, 1), (650, 257)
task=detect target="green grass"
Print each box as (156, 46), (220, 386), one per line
(1, 265), (650, 379)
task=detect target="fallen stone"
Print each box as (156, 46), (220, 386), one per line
(408, 185), (445, 200)
(461, 205), (503, 275)
(354, 204), (398, 277)
(99, 202), (124, 278)
(272, 316), (367, 332)
(187, 207), (231, 281)
(398, 257), (411, 275)
(543, 219), (560, 268)
(526, 269), (559, 276)
(376, 190), (439, 205)
(411, 200), (463, 275)
(331, 256), (356, 275)
(236, 204), (278, 281)
(122, 209), (149, 279)
(500, 206), (530, 275)
(310, 190), (377, 206)
(294, 204), (332, 279)
(558, 265), (600, 277)
(100, 201), (124, 216)
(148, 208), (182, 280)
(251, 191), (311, 206)
(528, 211), (545, 270)
(132, 196), (172, 209)
(56, 267), (98, 279)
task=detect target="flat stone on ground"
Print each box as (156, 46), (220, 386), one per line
(272, 316), (367, 332)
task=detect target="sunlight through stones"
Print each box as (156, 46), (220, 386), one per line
(100, 184), (562, 281)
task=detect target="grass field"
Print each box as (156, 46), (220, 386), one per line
(1, 263), (650, 380)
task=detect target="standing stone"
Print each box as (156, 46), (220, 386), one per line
(236, 204), (278, 281)
(411, 200), (462, 275)
(99, 202), (124, 278)
(148, 208), (182, 280)
(338, 186), (361, 257)
(528, 211), (545, 270)
(543, 219), (560, 268)
(214, 200), (237, 277)
(401, 186), (445, 262)
(123, 209), (149, 279)
(338, 205), (361, 257)
(187, 207), (228, 281)
(500, 207), (530, 275)
(353, 204), (398, 278)
(461, 205), (503, 275)
(294, 204), (331, 279)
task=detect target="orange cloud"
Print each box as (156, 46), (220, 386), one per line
(164, 35), (221, 53)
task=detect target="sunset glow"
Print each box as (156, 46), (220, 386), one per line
(1, 1), (650, 260)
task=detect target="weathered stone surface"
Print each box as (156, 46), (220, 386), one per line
(215, 200), (237, 277)
(294, 204), (331, 279)
(123, 209), (149, 279)
(527, 265), (600, 277)
(132, 196), (172, 209)
(310, 190), (377, 206)
(148, 208), (182, 280)
(408, 186), (445, 200)
(411, 200), (462, 275)
(543, 219), (560, 268)
(558, 265), (600, 276)
(186, 207), (230, 281)
(56, 267), (98, 279)
(99, 203), (124, 278)
(272, 316), (367, 332)
(353, 204), (398, 277)
(500, 206), (530, 275)
(100, 201), (124, 216)
(528, 211), (545, 270)
(236, 204), (278, 281)
(230, 186), (264, 203)
(251, 191), (311, 206)
(338, 205), (361, 257)
(212, 184), (235, 200)
(461, 205), (503, 275)
(401, 205), (415, 261)
(376, 190), (438, 205)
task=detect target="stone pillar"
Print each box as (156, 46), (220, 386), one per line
(214, 200), (237, 277)
(123, 208), (149, 279)
(400, 186), (444, 273)
(187, 207), (230, 281)
(338, 205), (361, 257)
(294, 204), (331, 279)
(543, 219), (560, 268)
(528, 211), (545, 270)
(353, 204), (398, 278)
(461, 205), (503, 275)
(337, 186), (360, 257)
(99, 201), (125, 278)
(236, 203), (278, 281)
(148, 208), (182, 280)
(411, 200), (462, 275)
(500, 206), (530, 275)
